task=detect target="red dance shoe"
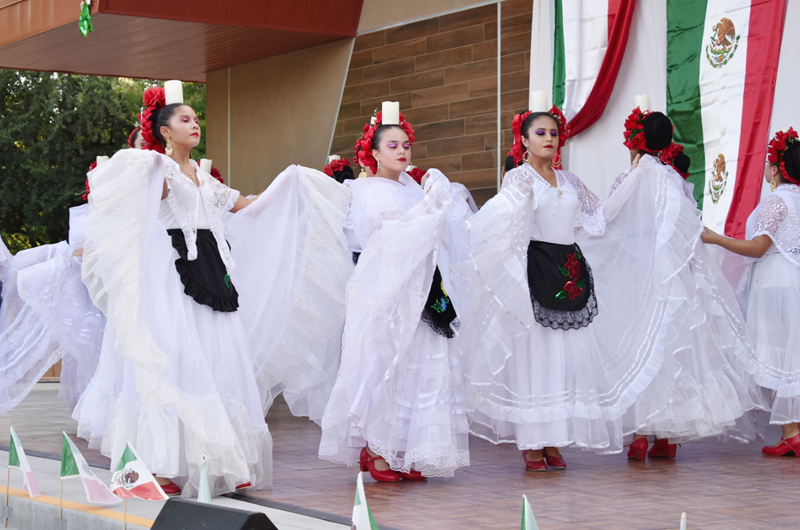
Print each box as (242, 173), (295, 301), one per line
(627, 438), (648, 461)
(647, 438), (677, 459)
(522, 451), (547, 472)
(359, 447), (400, 482)
(396, 469), (426, 480)
(543, 454), (566, 470)
(159, 480), (182, 496)
(762, 439), (795, 456)
(236, 481), (252, 489)
(783, 433), (800, 456)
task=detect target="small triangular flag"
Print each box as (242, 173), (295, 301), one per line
(8, 427), (40, 498)
(197, 453), (211, 504)
(61, 433), (121, 504)
(110, 443), (168, 501)
(352, 472), (379, 530)
(521, 495), (540, 530)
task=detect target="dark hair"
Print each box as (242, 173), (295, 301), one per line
(334, 165), (355, 183)
(371, 124), (406, 150)
(521, 112), (559, 140)
(150, 103), (187, 147)
(641, 112), (673, 152)
(128, 126), (142, 148)
(673, 153), (691, 174)
(504, 156), (517, 173)
(783, 141), (800, 182)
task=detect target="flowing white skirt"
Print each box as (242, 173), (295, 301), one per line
(76, 150), (272, 497)
(319, 178), (470, 477)
(743, 250), (800, 424)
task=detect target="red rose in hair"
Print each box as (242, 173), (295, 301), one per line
(83, 161), (98, 201)
(323, 158), (351, 177)
(623, 107), (653, 152)
(143, 87), (165, 108)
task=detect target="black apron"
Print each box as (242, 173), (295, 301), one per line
(527, 240), (597, 330)
(167, 229), (239, 312)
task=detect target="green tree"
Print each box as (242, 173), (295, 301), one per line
(0, 70), (205, 253)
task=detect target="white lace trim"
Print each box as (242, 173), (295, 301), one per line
(747, 184), (800, 268)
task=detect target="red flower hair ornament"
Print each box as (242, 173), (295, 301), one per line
(82, 160), (98, 201)
(623, 106), (658, 153)
(406, 165), (426, 184)
(768, 128), (800, 185)
(323, 157), (351, 178)
(353, 110), (415, 176)
(659, 141), (689, 180)
(210, 166), (224, 184)
(139, 86), (166, 154)
(507, 106), (570, 169)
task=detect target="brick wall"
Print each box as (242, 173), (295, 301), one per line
(329, 0), (532, 205)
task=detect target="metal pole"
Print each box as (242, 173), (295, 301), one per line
(497, 0), (502, 192)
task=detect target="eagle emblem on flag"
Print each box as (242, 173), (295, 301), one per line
(705, 17), (740, 68)
(708, 153), (729, 204)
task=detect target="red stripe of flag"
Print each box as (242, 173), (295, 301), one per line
(725, 0), (788, 237)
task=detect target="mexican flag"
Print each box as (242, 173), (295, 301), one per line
(8, 426), (40, 498)
(351, 472), (378, 530)
(521, 495), (540, 530)
(110, 443), (168, 501)
(667, 0), (786, 236)
(60, 432), (121, 505)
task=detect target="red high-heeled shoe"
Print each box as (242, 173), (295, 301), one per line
(647, 438), (677, 459)
(159, 480), (182, 496)
(359, 447), (400, 482)
(521, 451), (547, 471)
(783, 433), (800, 456)
(627, 438), (648, 461)
(396, 469), (426, 480)
(236, 481), (252, 489)
(762, 439), (795, 456)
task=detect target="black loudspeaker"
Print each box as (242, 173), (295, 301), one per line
(151, 498), (279, 530)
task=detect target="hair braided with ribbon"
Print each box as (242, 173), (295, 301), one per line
(139, 86), (166, 154)
(353, 110), (416, 175)
(768, 128), (800, 185)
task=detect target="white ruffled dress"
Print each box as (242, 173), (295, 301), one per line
(739, 183), (800, 424)
(74, 150), (273, 497)
(577, 155), (758, 443)
(0, 206), (105, 414)
(453, 164), (625, 452)
(318, 171), (471, 477)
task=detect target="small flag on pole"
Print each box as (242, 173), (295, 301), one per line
(521, 495), (540, 530)
(8, 427), (40, 498)
(680, 512), (687, 530)
(110, 443), (168, 501)
(197, 453), (211, 504)
(61, 433), (121, 504)
(351, 472), (379, 530)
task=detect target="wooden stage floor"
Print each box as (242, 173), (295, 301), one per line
(2, 384), (799, 529)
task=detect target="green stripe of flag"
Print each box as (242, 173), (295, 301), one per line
(666, 0), (709, 208)
(552, 0), (566, 109)
(61, 432), (79, 478)
(8, 430), (19, 468)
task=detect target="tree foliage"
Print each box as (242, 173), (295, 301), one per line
(0, 70), (206, 253)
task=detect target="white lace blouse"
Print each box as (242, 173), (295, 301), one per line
(158, 156), (240, 272)
(747, 183), (800, 267)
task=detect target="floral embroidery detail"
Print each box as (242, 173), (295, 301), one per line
(431, 280), (450, 313)
(224, 274), (231, 289)
(555, 251), (584, 300)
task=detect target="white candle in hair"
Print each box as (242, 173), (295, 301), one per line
(164, 80), (184, 105)
(634, 94), (651, 112)
(199, 159), (212, 174)
(382, 101), (400, 125)
(530, 91), (548, 112)
(96, 156), (109, 165)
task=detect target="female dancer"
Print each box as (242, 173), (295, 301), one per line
(702, 128), (800, 456)
(453, 102), (615, 470)
(128, 126), (147, 150)
(75, 84), (272, 496)
(578, 105), (757, 461)
(319, 103), (471, 481)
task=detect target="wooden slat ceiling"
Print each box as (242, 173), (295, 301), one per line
(0, 0), (363, 81)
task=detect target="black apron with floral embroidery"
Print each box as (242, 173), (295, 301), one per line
(527, 241), (597, 330)
(421, 267), (457, 338)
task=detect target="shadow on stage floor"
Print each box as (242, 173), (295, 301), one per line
(1, 383), (798, 529)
